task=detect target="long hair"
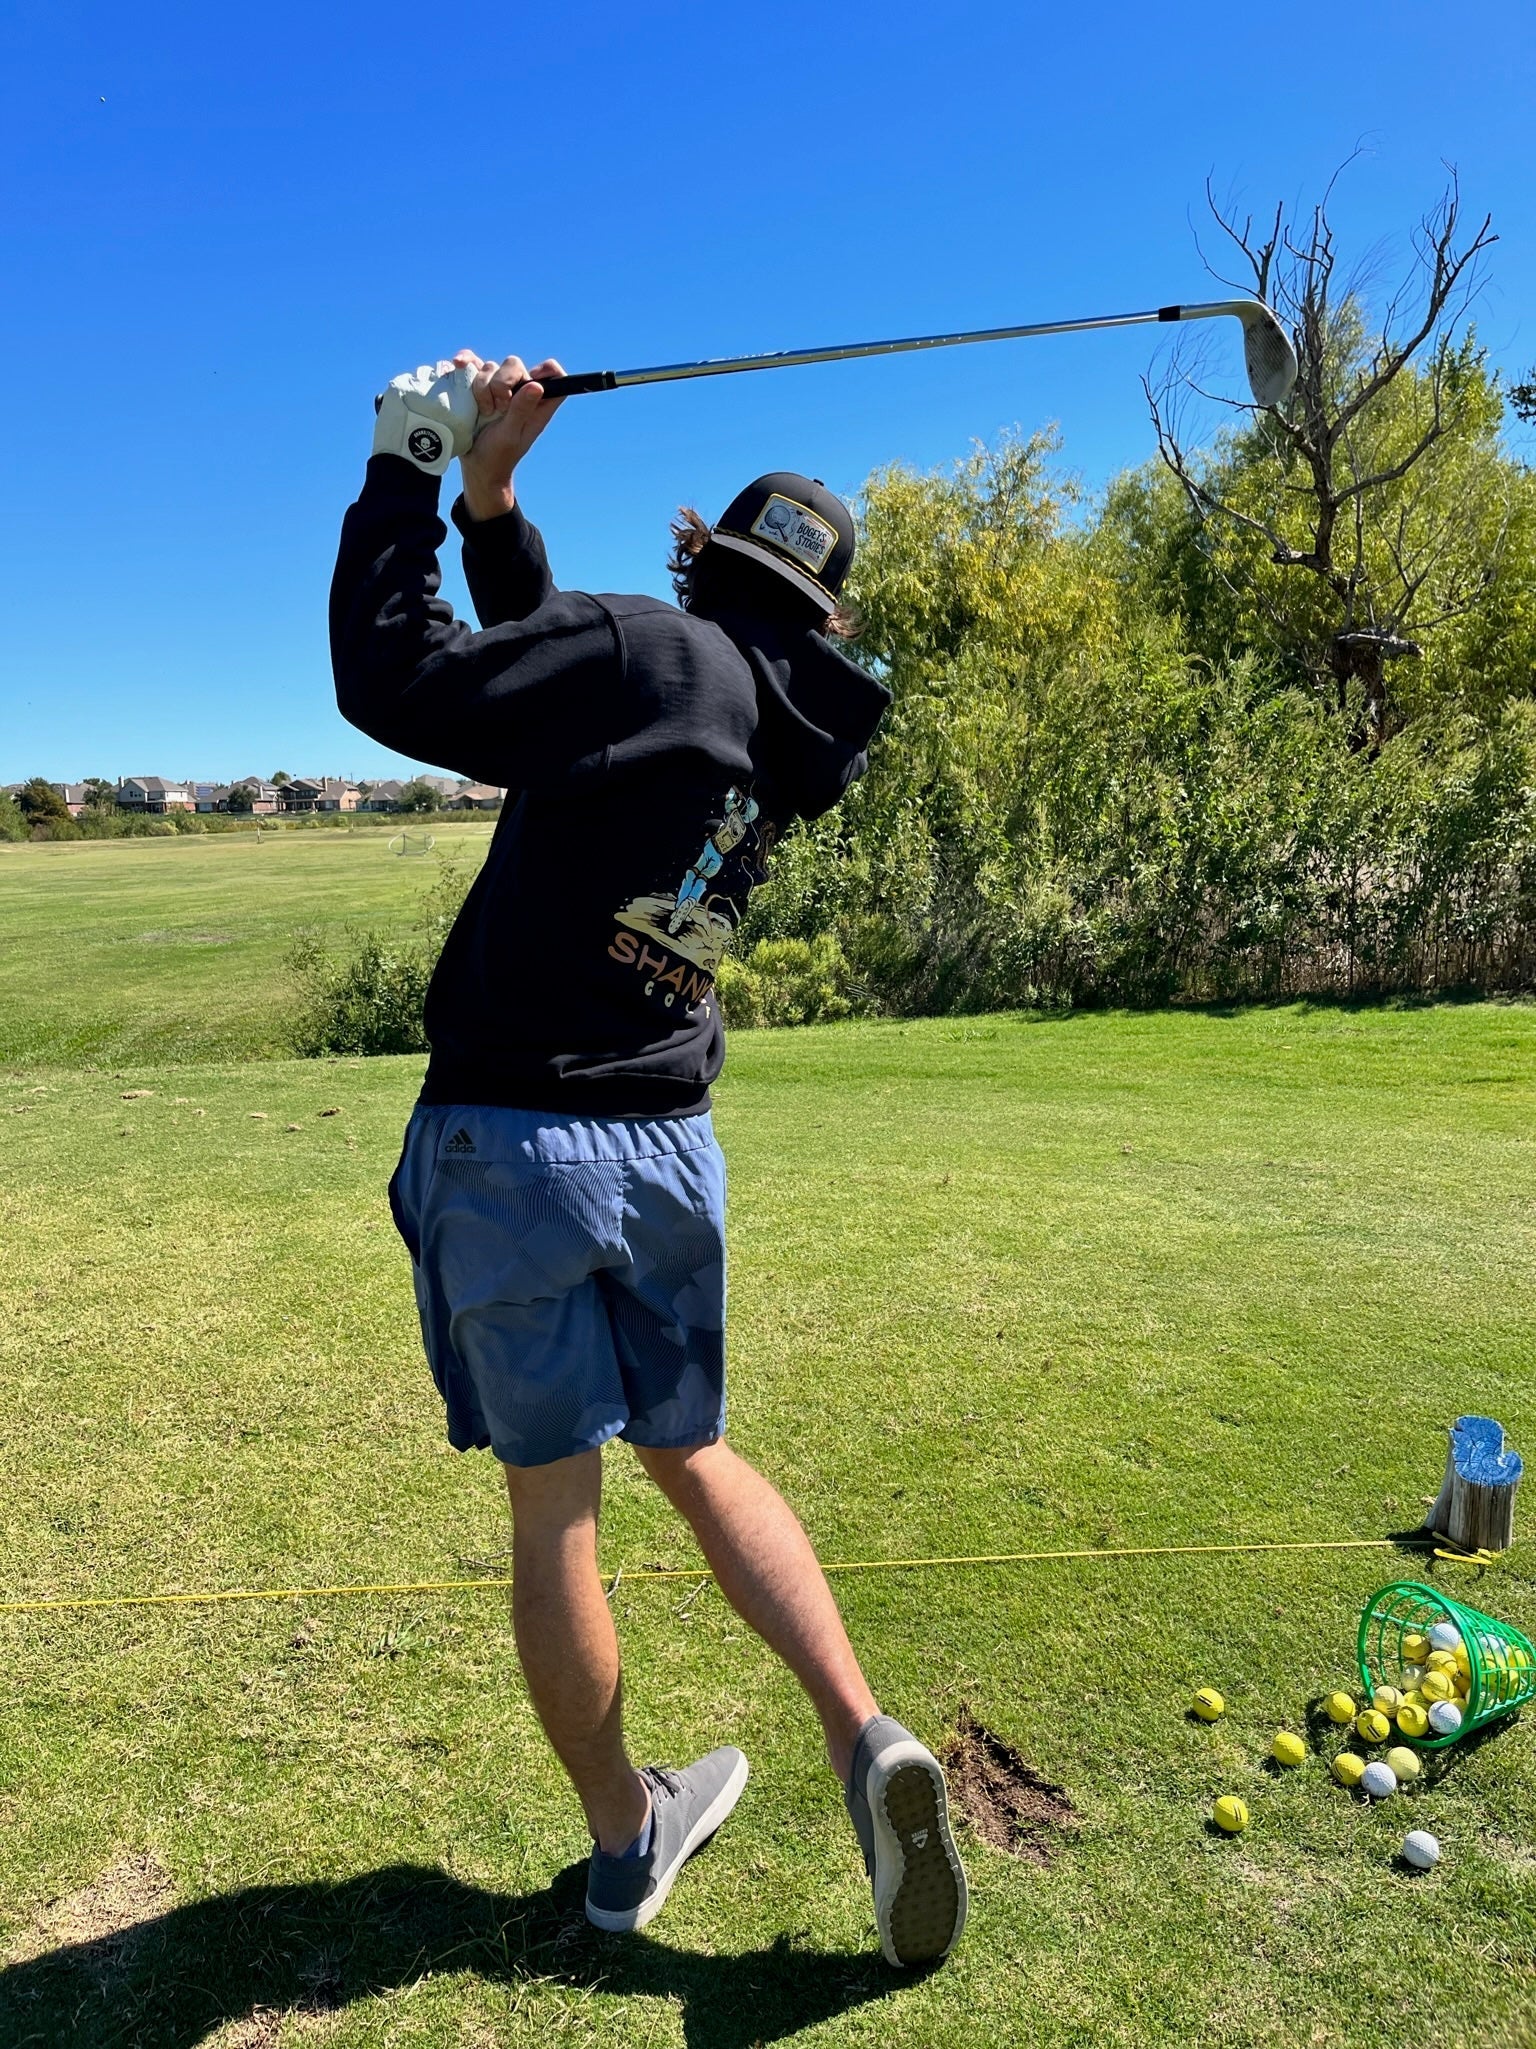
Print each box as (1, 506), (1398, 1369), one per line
(668, 507), (859, 639)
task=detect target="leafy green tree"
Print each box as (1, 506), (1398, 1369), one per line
(0, 794), (26, 842)
(271, 770), (291, 785)
(16, 778), (71, 823)
(224, 782), (256, 813)
(82, 777), (117, 810)
(395, 779), (442, 813)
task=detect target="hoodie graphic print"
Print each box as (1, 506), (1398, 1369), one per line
(329, 457), (889, 1117)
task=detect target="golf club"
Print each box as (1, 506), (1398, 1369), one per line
(534, 299), (1298, 409)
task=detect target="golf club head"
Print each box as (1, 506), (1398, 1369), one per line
(1166, 301), (1298, 408)
(1235, 303), (1297, 408)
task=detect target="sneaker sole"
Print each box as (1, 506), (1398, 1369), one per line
(868, 1741), (968, 1968)
(585, 1751), (750, 1933)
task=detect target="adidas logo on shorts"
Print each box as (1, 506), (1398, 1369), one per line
(445, 1127), (477, 1155)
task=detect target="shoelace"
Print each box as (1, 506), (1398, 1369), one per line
(645, 1765), (686, 1801)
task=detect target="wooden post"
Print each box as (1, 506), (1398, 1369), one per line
(1426, 1416), (1522, 1555)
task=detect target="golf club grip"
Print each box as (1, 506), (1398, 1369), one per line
(538, 370), (617, 397)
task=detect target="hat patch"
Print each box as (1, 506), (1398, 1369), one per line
(748, 495), (837, 574)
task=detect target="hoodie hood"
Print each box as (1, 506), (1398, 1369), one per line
(708, 606), (892, 823)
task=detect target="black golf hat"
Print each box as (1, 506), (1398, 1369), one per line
(707, 472), (855, 615)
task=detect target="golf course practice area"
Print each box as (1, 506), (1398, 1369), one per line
(1, 838), (1534, 2045)
(0, 825), (495, 1070)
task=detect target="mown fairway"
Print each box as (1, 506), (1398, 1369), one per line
(0, 830), (1533, 2045)
(0, 827), (492, 1069)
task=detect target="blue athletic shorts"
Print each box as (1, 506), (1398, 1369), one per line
(388, 1103), (727, 1468)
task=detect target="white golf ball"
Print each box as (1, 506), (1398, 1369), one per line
(1428, 1622), (1463, 1653)
(1403, 1829), (1441, 1870)
(1360, 1760), (1398, 1799)
(1428, 1700), (1463, 1736)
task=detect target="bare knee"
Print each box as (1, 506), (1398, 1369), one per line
(634, 1437), (737, 1510)
(502, 1447), (603, 1537)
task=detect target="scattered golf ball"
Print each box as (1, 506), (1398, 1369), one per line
(1396, 1703), (1430, 1739)
(1324, 1691), (1357, 1725)
(1192, 1687), (1225, 1722)
(1403, 1829), (1441, 1870)
(1360, 1760), (1398, 1799)
(1428, 1700), (1463, 1737)
(1385, 1745), (1422, 1780)
(1426, 1649), (1459, 1676)
(1428, 1622), (1462, 1654)
(1372, 1685), (1405, 1715)
(1401, 1631), (1431, 1664)
(1213, 1795), (1249, 1834)
(1332, 1752), (1367, 1788)
(1420, 1670), (1455, 1703)
(1272, 1730), (1306, 1768)
(1355, 1708), (1391, 1745)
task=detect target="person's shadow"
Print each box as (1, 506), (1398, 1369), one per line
(0, 1857), (901, 2047)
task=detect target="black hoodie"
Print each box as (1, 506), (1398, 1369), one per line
(330, 455), (890, 1118)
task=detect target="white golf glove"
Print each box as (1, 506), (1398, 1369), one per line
(372, 362), (480, 476)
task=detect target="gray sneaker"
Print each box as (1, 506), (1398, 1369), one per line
(845, 1716), (968, 1967)
(584, 1746), (749, 1933)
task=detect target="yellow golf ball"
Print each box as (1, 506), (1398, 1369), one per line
(1372, 1685), (1405, 1715)
(1324, 1691), (1357, 1725)
(1401, 1631), (1431, 1665)
(1272, 1731), (1306, 1768)
(1396, 1703), (1430, 1739)
(1356, 1709), (1391, 1744)
(1192, 1687), (1225, 1722)
(1454, 1646), (1471, 1679)
(1421, 1670), (1455, 1703)
(1386, 1745), (1422, 1780)
(1427, 1650), (1458, 1676)
(1332, 1752), (1367, 1787)
(1213, 1795), (1250, 1834)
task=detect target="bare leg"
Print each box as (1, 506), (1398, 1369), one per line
(501, 1450), (650, 1854)
(634, 1439), (878, 1782)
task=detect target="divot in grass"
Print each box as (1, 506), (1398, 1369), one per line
(943, 1710), (1080, 1864)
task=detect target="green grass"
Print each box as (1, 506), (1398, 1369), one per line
(2, 1005), (1534, 2046)
(0, 827), (492, 1068)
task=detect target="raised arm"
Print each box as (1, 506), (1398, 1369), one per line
(453, 352), (567, 627)
(330, 354), (614, 786)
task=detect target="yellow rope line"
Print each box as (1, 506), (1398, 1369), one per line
(0, 1534), (1463, 1618)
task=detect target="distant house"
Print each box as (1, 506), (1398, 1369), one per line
(117, 776), (194, 813)
(227, 777), (281, 814)
(281, 777), (359, 813)
(359, 780), (404, 812)
(449, 783), (505, 811)
(193, 782), (229, 813)
(52, 783), (90, 818)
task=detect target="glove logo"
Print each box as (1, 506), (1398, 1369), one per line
(407, 426), (444, 463)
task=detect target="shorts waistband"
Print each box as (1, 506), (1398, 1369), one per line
(415, 1103), (716, 1167)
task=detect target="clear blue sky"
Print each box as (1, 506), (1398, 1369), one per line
(3, 0), (1532, 782)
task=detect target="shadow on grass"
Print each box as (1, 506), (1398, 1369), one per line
(0, 1859), (901, 2048)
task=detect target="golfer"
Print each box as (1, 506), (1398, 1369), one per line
(330, 352), (967, 1967)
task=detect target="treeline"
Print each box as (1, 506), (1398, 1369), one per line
(721, 185), (1536, 1020)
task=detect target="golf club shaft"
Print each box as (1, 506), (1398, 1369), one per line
(538, 302), (1242, 398)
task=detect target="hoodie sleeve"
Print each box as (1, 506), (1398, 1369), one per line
(330, 457), (618, 788)
(451, 495), (556, 628)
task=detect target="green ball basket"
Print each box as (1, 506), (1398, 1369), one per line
(1358, 1580), (1536, 1750)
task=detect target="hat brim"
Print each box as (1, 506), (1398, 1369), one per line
(705, 532), (836, 616)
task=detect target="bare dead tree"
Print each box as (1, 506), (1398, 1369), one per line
(1146, 167), (1499, 750)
